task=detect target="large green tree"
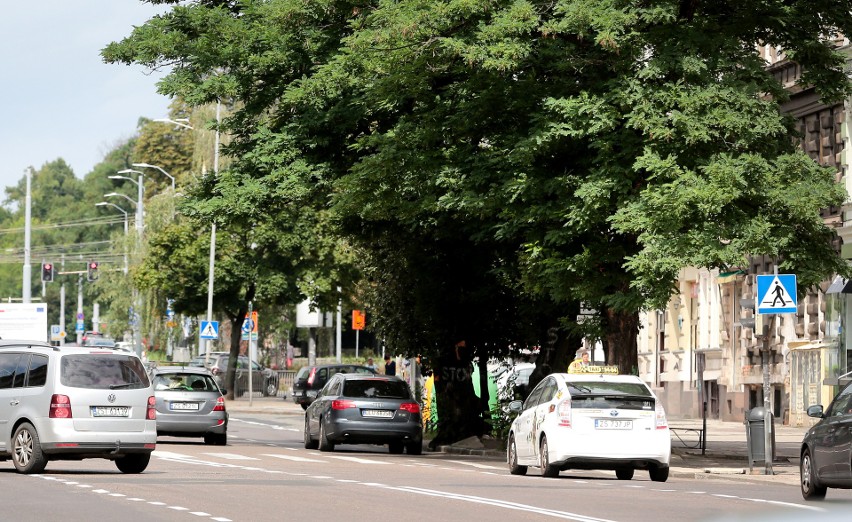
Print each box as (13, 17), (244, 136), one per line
(105, 0), (852, 441)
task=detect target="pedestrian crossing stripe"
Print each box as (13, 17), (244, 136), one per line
(756, 274), (797, 315)
(199, 320), (219, 339)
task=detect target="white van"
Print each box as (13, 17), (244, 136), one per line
(0, 341), (157, 474)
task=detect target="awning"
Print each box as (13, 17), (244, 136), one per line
(825, 275), (852, 294)
(716, 269), (745, 284)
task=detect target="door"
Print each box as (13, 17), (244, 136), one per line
(0, 353), (23, 452)
(530, 378), (557, 461)
(814, 385), (852, 479)
(515, 384), (544, 460)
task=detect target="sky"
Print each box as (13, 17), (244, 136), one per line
(0, 2), (173, 193)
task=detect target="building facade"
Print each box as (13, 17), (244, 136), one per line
(639, 42), (852, 425)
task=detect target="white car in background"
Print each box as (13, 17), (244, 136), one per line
(507, 373), (671, 481)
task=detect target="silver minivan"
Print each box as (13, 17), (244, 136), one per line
(0, 341), (157, 474)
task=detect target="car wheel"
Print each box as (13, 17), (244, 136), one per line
(12, 423), (47, 474)
(318, 418), (335, 452)
(508, 434), (527, 476)
(649, 466), (669, 483)
(616, 468), (634, 480)
(304, 416), (318, 449)
(204, 432), (227, 446)
(406, 440), (423, 455)
(539, 435), (559, 478)
(115, 453), (151, 474)
(264, 380), (278, 397)
(801, 449), (827, 500)
(388, 442), (404, 454)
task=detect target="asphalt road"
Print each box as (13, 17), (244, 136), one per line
(2, 412), (850, 521)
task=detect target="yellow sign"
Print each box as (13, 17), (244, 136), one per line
(567, 365), (619, 375)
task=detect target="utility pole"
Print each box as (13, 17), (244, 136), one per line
(760, 318), (774, 476)
(59, 255), (66, 346)
(23, 169), (32, 303)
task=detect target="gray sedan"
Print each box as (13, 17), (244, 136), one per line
(304, 374), (422, 455)
(151, 366), (228, 445)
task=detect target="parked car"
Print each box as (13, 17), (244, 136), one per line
(189, 352), (278, 397)
(292, 364), (378, 410)
(507, 373), (671, 481)
(800, 380), (852, 500)
(0, 340), (156, 474)
(304, 373), (422, 454)
(149, 366), (227, 445)
(495, 362), (536, 402)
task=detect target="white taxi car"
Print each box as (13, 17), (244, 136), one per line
(507, 373), (670, 481)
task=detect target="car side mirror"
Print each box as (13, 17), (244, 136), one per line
(508, 400), (523, 413)
(806, 404), (824, 418)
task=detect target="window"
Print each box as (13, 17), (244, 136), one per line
(523, 384), (544, 410)
(342, 379), (410, 399)
(828, 384), (852, 417)
(0, 353), (22, 389)
(538, 378), (557, 404)
(12, 354), (28, 388)
(27, 355), (48, 387)
(61, 355), (149, 389)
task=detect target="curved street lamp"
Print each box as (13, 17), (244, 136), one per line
(132, 163), (175, 191)
(95, 202), (129, 275)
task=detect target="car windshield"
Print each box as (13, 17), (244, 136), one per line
(342, 379), (410, 399)
(565, 381), (652, 397)
(153, 373), (219, 392)
(60, 355), (150, 390)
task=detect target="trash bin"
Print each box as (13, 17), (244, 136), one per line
(745, 407), (776, 469)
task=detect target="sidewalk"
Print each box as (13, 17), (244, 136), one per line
(225, 397), (806, 485)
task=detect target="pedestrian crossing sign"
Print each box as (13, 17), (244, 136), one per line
(756, 274), (797, 315)
(199, 320), (219, 340)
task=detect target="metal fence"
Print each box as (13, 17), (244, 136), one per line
(231, 369), (296, 399)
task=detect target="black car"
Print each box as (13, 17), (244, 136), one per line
(291, 364), (377, 410)
(303, 374), (422, 454)
(800, 381), (852, 499)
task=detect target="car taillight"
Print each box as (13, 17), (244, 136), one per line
(49, 394), (72, 418)
(399, 402), (420, 414)
(147, 396), (157, 420)
(332, 400), (356, 410)
(213, 396), (226, 412)
(557, 399), (571, 427)
(307, 367), (318, 386)
(655, 401), (668, 430)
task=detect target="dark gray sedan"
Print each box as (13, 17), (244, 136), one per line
(800, 380), (852, 499)
(151, 366), (228, 445)
(304, 374), (422, 455)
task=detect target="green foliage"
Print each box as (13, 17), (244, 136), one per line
(103, 0), (852, 376)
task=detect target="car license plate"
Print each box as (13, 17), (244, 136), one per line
(362, 410), (393, 418)
(595, 419), (632, 430)
(91, 406), (129, 417)
(170, 402), (200, 411)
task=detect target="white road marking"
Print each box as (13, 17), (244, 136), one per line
(446, 460), (502, 470)
(327, 455), (390, 465)
(202, 453), (260, 460)
(263, 454), (325, 463)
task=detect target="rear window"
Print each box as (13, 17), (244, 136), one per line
(296, 367), (310, 380)
(153, 373), (219, 392)
(60, 355), (150, 390)
(567, 380), (654, 410)
(342, 379), (410, 399)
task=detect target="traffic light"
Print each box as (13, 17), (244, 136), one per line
(87, 261), (99, 282)
(41, 262), (54, 282)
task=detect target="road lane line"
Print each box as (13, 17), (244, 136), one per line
(327, 456), (391, 465)
(263, 454), (326, 463)
(446, 460), (503, 470)
(202, 453), (260, 460)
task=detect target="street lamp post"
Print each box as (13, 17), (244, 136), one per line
(132, 163), (175, 192)
(95, 202), (129, 275)
(109, 171), (145, 358)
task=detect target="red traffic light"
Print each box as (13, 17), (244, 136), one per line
(89, 262), (98, 269)
(44, 263), (52, 271)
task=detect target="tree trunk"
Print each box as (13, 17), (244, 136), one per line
(427, 342), (485, 449)
(604, 308), (639, 375)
